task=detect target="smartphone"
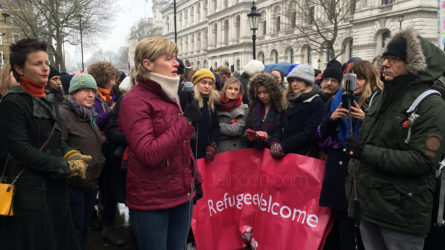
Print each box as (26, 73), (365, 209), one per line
(341, 94), (353, 110)
(246, 128), (256, 135)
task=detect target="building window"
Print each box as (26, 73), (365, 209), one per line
(291, 12), (296, 28)
(258, 52), (265, 64)
(276, 16), (280, 33)
(309, 7), (315, 24)
(237, 59), (240, 71)
(235, 16), (240, 40)
(224, 19), (229, 44)
(224, 0), (228, 8)
(307, 47), (312, 64)
(286, 47), (294, 64)
(213, 23), (218, 46)
(382, 30), (390, 47)
(0, 51), (3, 68)
(271, 49), (279, 63)
(262, 20), (267, 36)
(348, 39), (353, 59)
(382, 0), (393, 4)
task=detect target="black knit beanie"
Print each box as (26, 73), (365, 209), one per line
(48, 65), (61, 80)
(322, 59), (343, 83)
(383, 37), (407, 61)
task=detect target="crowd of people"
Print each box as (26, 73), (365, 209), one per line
(0, 27), (444, 250)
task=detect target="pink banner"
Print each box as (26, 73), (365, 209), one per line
(192, 148), (332, 250)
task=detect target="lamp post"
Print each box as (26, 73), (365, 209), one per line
(77, 14), (84, 71)
(247, 1), (261, 60)
(174, 0), (177, 43)
(398, 15), (404, 31)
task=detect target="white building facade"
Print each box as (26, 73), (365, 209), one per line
(151, 0), (440, 71)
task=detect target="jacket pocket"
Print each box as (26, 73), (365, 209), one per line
(13, 177), (45, 214)
(366, 179), (419, 227)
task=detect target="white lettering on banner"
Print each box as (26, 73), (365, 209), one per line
(207, 192), (320, 228)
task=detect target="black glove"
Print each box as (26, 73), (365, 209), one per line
(345, 135), (364, 159)
(193, 183), (203, 204)
(183, 100), (201, 124)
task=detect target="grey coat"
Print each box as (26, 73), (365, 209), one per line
(217, 103), (248, 153)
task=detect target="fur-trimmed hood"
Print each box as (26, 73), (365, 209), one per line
(384, 28), (445, 82)
(247, 72), (284, 112)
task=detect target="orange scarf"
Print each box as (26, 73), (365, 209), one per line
(19, 76), (46, 98)
(97, 87), (113, 106)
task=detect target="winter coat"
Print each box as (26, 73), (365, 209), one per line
(245, 72), (284, 149)
(0, 86), (78, 250)
(103, 95), (128, 203)
(318, 98), (353, 210)
(179, 91), (220, 159)
(271, 85), (323, 157)
(119, 78), (200, 211)
(217, 103), (249, 153)
(239, 72), (251, 104)
(346, 29), (445, 236)
(59, 101), (104, 192)
(93, 87), (120, 131)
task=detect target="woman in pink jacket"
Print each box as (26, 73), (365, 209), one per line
(118, 37), (201, 250)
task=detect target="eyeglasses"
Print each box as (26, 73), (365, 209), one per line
(381, 55), (403, 65)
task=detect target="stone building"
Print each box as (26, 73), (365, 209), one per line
(0, 7), (22, 69)
(148, 0), (439, 72)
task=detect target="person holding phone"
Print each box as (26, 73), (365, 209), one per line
(317, 60), (383, 250)
(244, 72), (284, 150)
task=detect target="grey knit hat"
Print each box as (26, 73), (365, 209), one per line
(286, 64), (314, 86)
(69, 73), (98, 94)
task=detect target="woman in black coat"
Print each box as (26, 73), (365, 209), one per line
(0, 38), (85, 250)
(180, 69), (220, 161)
(270, 64), (323, 159)
(317, 60), (382, 250)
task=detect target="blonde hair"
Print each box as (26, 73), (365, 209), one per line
(347, 60), (383, 108)
(282, 78), (313, 108)
(221, 77), (243, 98)
(134, 37), (178, 82)
(0, 63), (15, 96)
(193, 80), (220, 112)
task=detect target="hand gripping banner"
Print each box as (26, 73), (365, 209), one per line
(191, 148), (332, 250)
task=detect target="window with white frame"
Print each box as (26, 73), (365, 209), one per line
(0, 51), (4, 67)
(12, 33), (19, 43)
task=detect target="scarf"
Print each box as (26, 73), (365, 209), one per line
(251, 101), (278, 135)
(65, 97), (98, 129)
(216, 96), (242, 112)
(97, 87), (113, 106)
(19, 76), (46, 98)
(146, 72), (180, 100)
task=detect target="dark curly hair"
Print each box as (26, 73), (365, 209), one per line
(9, 38), (47, 82)
(87, 61), (120, 88)
(247, 72), (284, 112)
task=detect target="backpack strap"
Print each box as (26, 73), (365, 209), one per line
(404, 90), (441, 144)
(437, 160), (445, 226)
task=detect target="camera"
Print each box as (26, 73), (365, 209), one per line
(344, 73), (357, 93)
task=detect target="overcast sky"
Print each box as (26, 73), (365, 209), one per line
(67, 0), (153, 68)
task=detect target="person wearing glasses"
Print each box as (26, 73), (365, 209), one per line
(344, 29), (445, 250)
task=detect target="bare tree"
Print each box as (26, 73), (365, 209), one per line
(2, 0), (117, 72)
(283, 0), (357, 59)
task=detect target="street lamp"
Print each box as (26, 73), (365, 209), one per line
(398, 15), (404, 31)
(247, 1), (261, 60)
(173, 0), (177, 43)
(77, 14), (84, 71)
